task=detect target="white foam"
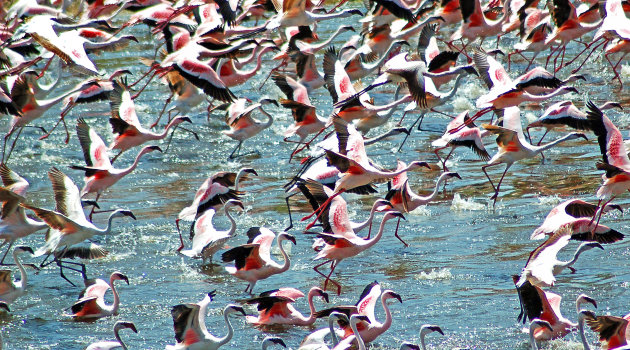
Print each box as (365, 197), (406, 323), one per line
(537, 194), (561, 206)
(409, 205), (431, 216)
(621, 64), (630, 81)
(451, 193), (486, 211)
(416, 268), (453, 280)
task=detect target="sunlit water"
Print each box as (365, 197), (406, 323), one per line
(3, 6), (630, 350)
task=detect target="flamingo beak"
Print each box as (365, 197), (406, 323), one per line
(390, 292), (403, 303)
(148, 145), (163, 152)
(0, 302), (9, 312)
(428, 325), (444, 335)
(321, 291), (330, 303)
(449, 172), (462, 179)
(208, 290), (217, 300)
(181, 117), (193, 123)
(285, 234), (297, 245)
(122, 210), (137, 220)
(232, 306), (246, 316)
(244, 168), (258, 176)
(17, 246), (34, 254)
(123, 322), (138, 333)
(583, 296), (597, 308)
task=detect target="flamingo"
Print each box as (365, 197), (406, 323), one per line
(0, 164), (47, 265)
(298, 311), (348, 350)
(245, 286), (330, 325)
(583, 310), (630, 349)
(481, 107), (587, 206)
(586, 101), (630, 227)
(179, 199), (244, 264)
(84, 321), (138, 350)
(332, 314), (370, 350)
(399, 324), (444, 350)
(67, 271), (129, 321)
(526, 100), (622, 146)
(515, 224), (620, 288)
(312, 211), (404, 294)
(22, 167), (136, 285)
(166, 303), (246, 350)
(450, 0), (510, 48)
(528, 319), (554, 349)
(514, 276), (597, 340)
(386, 166), (462, 213)
(107, 79), (194, 161)
(417, 24), (472, 89)
(70, 118), (162, 207)
(221, 98), (277, 159)
(216, 43), (279, 87)
(176, 168), (257, 246)
(530, 198), (623, 240)
(0, 246), (33, 304)
(261, 337), (287, 349)
(221, 227), (296, 293)
(432, 110), (490, 171)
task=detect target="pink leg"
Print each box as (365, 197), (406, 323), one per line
(302, 190), (345, 230)
(393, 217), (408, 247)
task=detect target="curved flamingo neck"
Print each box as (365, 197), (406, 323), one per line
(354, 201), (380, 231)
(37, 83), (89, 109)
(310, 26), (347, 52)
(364, 214), (393, 249)
(156, 118), (184, 139)
(378, 295), (393, 331)
(276, 236), (291, 272)
(13, 250), (26, 291)
(350, 317), (366, 350)
(98, 211), (124, 235)
(119, 147), (151, 176)
(258, 108), (274, 130)
(216, 308), (235, 346)
(533, 133), (581, 154)
(109, 275), (121, 315)
(234, 169), (249, 192)
(376, 164), (418, 179)
(113, 324), (128, 350)
(558, 243), (591, 270)
(224, 205), (237, 237)
(302, 288), (318, 324)
(577, 313), (591, 350)
(414, 172), (452, 203)
(329, 315), (341, 346)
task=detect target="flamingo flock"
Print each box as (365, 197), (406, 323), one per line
(0, 0), (629, 349)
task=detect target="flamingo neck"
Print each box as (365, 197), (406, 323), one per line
(558, 244), (590, 270)
(377, 164), (417, 179)
(308, 9), (353, 21)
(354, 201), (380, 232)
(533, 133), (579, 155)
(234, 169), (248, 192)
(329, 315), (341, 346)
(216, 308), (235, 346)
(157, 118), (183, 139)
(301, 289), (318, 324)
(259, 108), (274, 130)
(119, 147), (150, 176)
(98, 212), (121, 235)
(364, 214), (392, 249)
(109, 275), (120, 315)
(578, 313), (591, 350)
(364, 128), (403, 145)
(237, 47), (269, 78)
(415, 172), (452, 203)
(276, 236), (291, 272)
(224, 205), (237, 237)
(38, 83), (88, 109)
(378, 295), (393, 331)
(350, 318), (366, 350)
(529, 323), (539, 350)
(441, 71), (467, 100)
(13, 250), (26, 291)
(311, 26), (346, 52)
(113, 324), (128, 350)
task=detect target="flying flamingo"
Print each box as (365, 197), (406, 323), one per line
(221, 227), (296, 293)
(221, 98), (277, 159)
(0, 164), (47, 264)
(179, 199), (244, 264)
(526, 100), (622, 146)
(530, 198), (623, 240)
(70, 118), (162, 210)
(107, 79), (194, 161)
(176, 168), (256, 247)
(528, 319), (554, 349)
(583, 309), (630, 349)
(386, 165), (461, 213)
(0, 246), (33, 304)
(166, 302), (246, 350)
(245, 286), (330, 325)
(311, 211), (404, 294)
(515, 225), (620, 288)
(67, 271), (129, 321)
(450, 0), (510, 50)
(481, 107), (587, 206)
(586, 101), (630, 227)
(432, 110), (490, 170)
(84, 321), (138, 350)
(22, 167), (136, 285)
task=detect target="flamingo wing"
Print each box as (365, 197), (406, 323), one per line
(549, 0), (577, 28)
(584, 314), (629, 345)
(70, 297), (101, 317)
(297, 180), (333, 233)
(76, 118), (112, 170)
(171, 303), (204, 346)
(171, 57), (235, 102)
(482, 124), (525, 153)
(0, 187), (25, 220)
(586, 101), (630, 169)
(221, 243), (265, 271)
(109, 79), (142, 128)
(272, 287), (305, 300)
(80, 278), (110, 299)
(0, 163), (29, 197)
(247, 295), (293, 315)
(47, 167), (88, 224)
(514, 277), (545, 323)
(473, 49), (511, 90)
(20, 203), (81, 235)
(355, 281), (382, 323)
(523, 229), (572, 286)
(562, 218), (625, 244)
(247, 227), (276, 263)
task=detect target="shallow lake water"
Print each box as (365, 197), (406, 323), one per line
(2, 5), (630, 350)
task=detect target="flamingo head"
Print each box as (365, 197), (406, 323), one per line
(385, 211), (406, 221)
(567, 132), (588, 141)
(0, 302), (9, 313)
(116, 321), (138, 333)
(391, 126), (411, 135)
(207, 290), (217, 300)
(374, 199), (393, 212)
(110, 69), (133, 80)
(173, 116), (193, 125)
(262, 337), (286, 348)
(461, 64), (479, 76)
(14, 246), (34, 255)
(259, 98), (279, 107)
(112, 272), (129, 285)
(445, 172), (462, 180)
(399, 343), (421, 350)
(242, 168), (258, 176)
(601, 101), (623, 110)
(383, 290), (403, 303)
(408, 161), (432, 171)
(346, 9), (364, 16)
(340, 25), (356, 33)
(420, 324), (444, 337)
(312, 287), (329, 303)
(225, 199), (245, 210)
(143, 145), (163, 153)
(113, 209), (137, 220)
(226, 304), (247, 316)
(576, 294), (597, 310)
(279, 233), (297, 245)
(561, 86), (579, 94)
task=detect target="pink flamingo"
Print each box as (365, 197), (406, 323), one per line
(245, 286), (330, 326)
(66, 271), (129, 321)
(583, 310), (630, 349)
(312, 211), (405, 294)
(84, 321), (138, 350)
(221, 227), (296, 293)
(70, 118), (162, 208)
(222, 98), (277, 159)
(431, 110), (490, 170)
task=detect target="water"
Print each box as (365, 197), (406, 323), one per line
(3, 7), (630, 350)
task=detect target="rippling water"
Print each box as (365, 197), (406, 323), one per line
(3, 5), (630, 350)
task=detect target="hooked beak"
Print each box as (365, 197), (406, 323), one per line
(16, 246), (34, 254)
(284, 234), (297, 245)
(321, 291), (330, 303)
(244, 168), (258, 176)
(448, 172), (462, 179)
(148, 145), (163, 152)
(180, 117), (193, 123)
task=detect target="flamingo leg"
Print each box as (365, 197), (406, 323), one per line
(88, 193), (102, 221)
(0, 241), (10, 265)
(396, 112), (425, 152)
(327, 0), (349, 13)
(567, 38), (607, 74)
(523, 52), (539, 72)
(396, 110), (409, 126)
(175, 218), (185, 252)
(482, 163), (502, 205)
(151, 90), (174, 128)
(489, 163), (511, 206)
(3, 126), (25, 163)
(314, 260), (341, 295)
(110, 150), (124, 165)
(284, 192), (299, 231)
(545, 45), (559, 70)
(450, 107), (491, 134)
(36, 56), (54, 79)
(393, 217), (408, 247)
(290, 125), (329, 160)
(536, 129), (549, 146)
(228, 141), (243, 159)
